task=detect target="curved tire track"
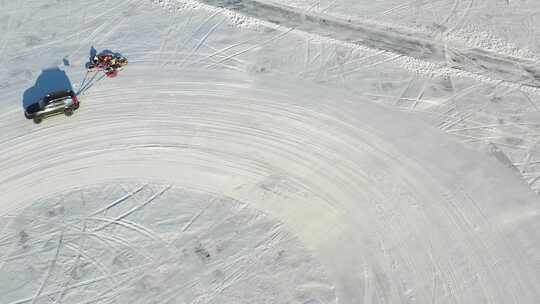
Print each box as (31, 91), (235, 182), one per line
(1, 65), (539, 303)
(0, 1), (539, 303)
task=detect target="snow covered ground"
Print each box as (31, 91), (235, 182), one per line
(0, 0), (539, 303)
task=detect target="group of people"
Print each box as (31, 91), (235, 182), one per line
(88, 53), (128, 78)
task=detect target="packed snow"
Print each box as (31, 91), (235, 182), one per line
(0, 0), (539, 303)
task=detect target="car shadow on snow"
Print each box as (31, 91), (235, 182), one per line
(22, 67), (74, 109)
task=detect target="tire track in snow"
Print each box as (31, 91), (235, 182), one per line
(189, 0), (540, 88)
(2, 66), (539, 303)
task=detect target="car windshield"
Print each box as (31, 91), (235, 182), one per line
(25, 102), (42, 114)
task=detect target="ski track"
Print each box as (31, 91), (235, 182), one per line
(87, 184), (148, 217)
(0, 0), (539, 304)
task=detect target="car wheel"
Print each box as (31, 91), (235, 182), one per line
(64, 108), (73, 116)
(33, 116), (42, 124)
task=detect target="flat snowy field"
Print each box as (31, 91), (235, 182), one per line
(0, 0), (539, 303)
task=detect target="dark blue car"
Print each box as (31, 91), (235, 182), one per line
(25, 90), (79, 124)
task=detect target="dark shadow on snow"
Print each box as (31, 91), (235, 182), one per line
(22, 67), (73, 109)
(89, 46), (97, 61)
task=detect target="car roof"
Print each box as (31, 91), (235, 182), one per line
(44, 90), (73, 101)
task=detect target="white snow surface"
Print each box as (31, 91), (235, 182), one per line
(1, 183), (335, 303)
(265, 0), (540, 58)
(0, 0), (540, 304)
